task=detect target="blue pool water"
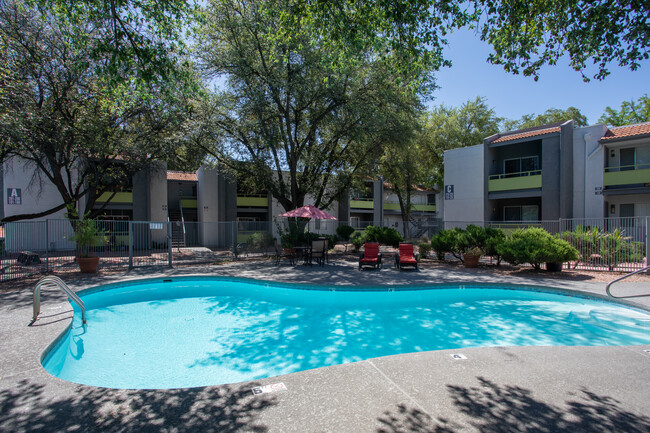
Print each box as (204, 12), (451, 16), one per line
(42, 278), (650, 389)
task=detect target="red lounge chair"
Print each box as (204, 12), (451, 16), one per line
(359, 242), (382, 270)
(395, 243), (418, 270)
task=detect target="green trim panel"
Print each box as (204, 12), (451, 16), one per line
(237, 196), (269, 207)
(413, 204), (436, 212)
(350, 199), (374, 209)
(96, 192), (133, 204)
(385, 203), (436, 212)
(603, 168), (650, 186)
(180, 198), (198, 208)
(488, 174), (542, 192)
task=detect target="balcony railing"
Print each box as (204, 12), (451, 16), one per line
(603, 164), (650, 187)
(384, 202), (436, 212)
(180, 197), (198, 208)
(237, 194), (269, 207)
(488, 170), (542, 192)
(96, 191), (133, 204)
(350, 198), (374, 209)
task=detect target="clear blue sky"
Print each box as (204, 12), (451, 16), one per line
(431, 30), (650, 126)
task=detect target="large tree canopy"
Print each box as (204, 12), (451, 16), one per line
(196, 0), (425, 212)
(0, 1), (193, 221)
(504, 107), (588, 131)
(599, 95), (650, 126)
(422, 97), (502, 187)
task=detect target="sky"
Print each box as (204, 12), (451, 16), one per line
(431, 30), (650, 126)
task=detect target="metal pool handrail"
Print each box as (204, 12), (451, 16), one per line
(32, 276), (86, 325)
(605, 265), (650, 299)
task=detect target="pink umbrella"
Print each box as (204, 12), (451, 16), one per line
(278, 205), (338, 220)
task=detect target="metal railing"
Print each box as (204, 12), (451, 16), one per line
(32, 275), (86, 324)
(605, 265), (650, 299)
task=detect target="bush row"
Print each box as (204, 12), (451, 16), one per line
(351, 225), (404, 250)
(430, 225), (579, 271)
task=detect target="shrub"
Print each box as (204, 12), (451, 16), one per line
(497, 227), (555, 271)
(498, 227), (578, 271)
(351, 232), (366, 252)
(247, 232), (274, 250)
(484, 227), (506, 265)
(431, 228), (463, 261)
(418, 242), (432, 259)
(361, 225), (404, 248)
(336, 225), (355, 242)
(598, 228), (642, 270)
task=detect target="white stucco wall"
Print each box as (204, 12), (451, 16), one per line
(573, 124), (607, 219)
(3, 157), (69, 221)
(197, 166), (220, 247)
(443, 144), (484, 224)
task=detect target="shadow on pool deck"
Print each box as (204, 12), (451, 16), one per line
(377, 379), (650, 433)
(0, 378), (276, 433)
(2, 374), (649, 433)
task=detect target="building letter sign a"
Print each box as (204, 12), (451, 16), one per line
(7, 188), (21, 205)
(444, 185), (454, 200)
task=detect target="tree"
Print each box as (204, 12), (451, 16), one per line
(29, 0), (199, 88)
(272, 1), (649, 82)
(379, 132), (430, 240)
(196, 0), (425, 213)
(0, 2), (193, 222)
(599, 95), (650, 126)
(422, 97), (502, 187)
(503, 107), (588, 131)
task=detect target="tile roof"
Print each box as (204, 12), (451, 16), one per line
(601, 122), (650, 141)
(490, 126), (561, 144)
(167, 171), (198, 182)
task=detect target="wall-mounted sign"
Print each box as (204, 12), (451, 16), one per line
(594, 186), (603, 195)
(149, 223), (163, 230)
(7, 188), (21, 205)
(444, 185), (454, 200)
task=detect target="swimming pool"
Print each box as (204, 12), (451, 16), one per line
(42, 277), (650, 389)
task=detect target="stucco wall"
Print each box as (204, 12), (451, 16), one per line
(573, 124), (607, 219)
(444, 144), (484, 224)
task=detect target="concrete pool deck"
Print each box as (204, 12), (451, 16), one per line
(1, 259), (649, 432)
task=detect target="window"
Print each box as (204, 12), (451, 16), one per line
(427, 193), (436, 205)
(503, 156), (539, 177)
(620, 203), (635, 218)
(503, 205), (538, 221)
(620, 148), (635, 171)
(350, 216), (360, 228)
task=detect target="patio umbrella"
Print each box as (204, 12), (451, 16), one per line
(278, 205), (337, 220)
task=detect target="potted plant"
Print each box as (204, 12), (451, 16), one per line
(280, 233), (296, 255)
(70, 218), (108, 273)
(462, 246), (483, 268)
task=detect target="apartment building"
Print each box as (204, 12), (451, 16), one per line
(444, 121), (650, 223)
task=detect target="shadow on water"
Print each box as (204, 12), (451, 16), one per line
(189, 293), (649, 381)
(0, 378), (275, 433)
(377, 377), (650, 433)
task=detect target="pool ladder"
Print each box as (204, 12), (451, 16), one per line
(606, 265), (650, 299)
(32, 276), (86, 325)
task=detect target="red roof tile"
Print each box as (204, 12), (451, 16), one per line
(601, 122), (650, 141)
(167, 171), (198, 182)
(490, 126), (561, 144)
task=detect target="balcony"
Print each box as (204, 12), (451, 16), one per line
(384, 202), (436, 212)
(96, 191), (133, 204)
(237, 194), (269, 207)
(180, 197), (198, 208)
(604, 164), (650, 187)
(350, 198), (374, 209)
(488, 170), (542, 192)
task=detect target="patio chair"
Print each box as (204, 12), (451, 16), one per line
(395, 243), (419, 270)
(309, 239), (326, 267)
(273, 238), (294, 266)
(359, 242), (382, 270)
